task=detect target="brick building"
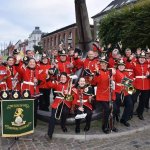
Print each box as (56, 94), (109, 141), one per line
(41, 23), (94, 52)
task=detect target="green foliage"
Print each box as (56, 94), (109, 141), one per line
(33, 45), (43, 54)
(98, 0), (150, 51)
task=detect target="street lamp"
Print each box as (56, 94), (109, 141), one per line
(67, 38), (72, 50)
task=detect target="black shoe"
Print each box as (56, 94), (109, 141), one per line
(102, 128), (110, 134)
(120, 119), (130, 127)
(75, 127), (80, 134)
(112, 127), (118, 132)
(116, 115), (120, 122)
(138, 115), (144, 120)
(61, 126), (68, 132)
(84, 126), (90, 132)
(45, 134), (52, 140)
(133, 111), (138, 115)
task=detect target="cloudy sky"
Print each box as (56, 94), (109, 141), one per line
(0, 0), (112, 47)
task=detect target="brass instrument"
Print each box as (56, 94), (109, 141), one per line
(55, 101), (65, 120)
(121, 77), (136, 95)
(64, 75), (78, 101)
(55, 86), (65, 120)
(64, 78), (74, 102)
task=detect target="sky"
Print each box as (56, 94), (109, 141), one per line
(0, 0), (112, 48)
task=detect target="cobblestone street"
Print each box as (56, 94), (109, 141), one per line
(0, 110), (150, 150)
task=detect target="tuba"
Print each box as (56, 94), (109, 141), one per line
(121, 77), (136, 95)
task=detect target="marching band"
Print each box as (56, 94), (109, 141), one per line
(0, 43), (149, 139)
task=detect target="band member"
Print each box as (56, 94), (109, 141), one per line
(90, 57), (118, 134)
(145, 49), (150, 110)
(15, 57), (46, 127)
(0, 55), (7, 91)
(72, 77), (93, 133)
(55, 50), (73, 75)
(67, 48), (83, 73)
(108, 49), (121, 68)
(38, 54), (51, 111)
(46, 72), (73, 139)
(6, 56), (21, 92)
(132, 52), (150, 120)
(123, 48), (136, 71)
(26, 50), (35, 58)
(114, 60), (133, 127)
(83, 50), (99, 84)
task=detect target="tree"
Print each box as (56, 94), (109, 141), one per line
(98, 0), (150, 52)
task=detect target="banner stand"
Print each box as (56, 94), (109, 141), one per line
(1, 99), (35, 150)
(8, 137), (34, 150)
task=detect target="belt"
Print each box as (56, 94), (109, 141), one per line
(77, 100), (88, 103)
(125, 69), (133, 72)
(0, 82), (6, 85)
(116, 83), (123, 86)
(55, 96), (64, 99)
(135, 76), (146, 79)
(23, 81), (34, 85)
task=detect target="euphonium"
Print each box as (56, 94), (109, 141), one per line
(126, 85), (136, 95)
(121, 77), (136, 95)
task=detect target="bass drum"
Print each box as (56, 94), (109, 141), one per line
(0, 90), (10, 100)
(22, 90), (31, 99)
(12, 90), (21, 99)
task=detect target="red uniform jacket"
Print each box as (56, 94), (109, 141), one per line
(15, 65), (46, 96)
(47, 81), (72, 109)
(38, 63), (51, 89)
(67, 56), (83, 73)
(114, 69), (133, 96)
(6, 66), (21, 91)
(132, 61), (150, 90)
(91, 70), (116, 101)
(108, 57), (117, 68)
(72, 87), (92, 110)
(57, 60), (72, 74)
(83, 58), (99, 73)
(0, 65), (7, 90)
(123, 57), (136, 70)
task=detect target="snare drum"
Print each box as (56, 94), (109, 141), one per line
(0, 90), (9, 100)
(22, 90), (31, 99)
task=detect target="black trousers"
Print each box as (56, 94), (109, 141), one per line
(97, 101), (117, 130)
(145, 90), (150, 109)
(136, 90), (149, 116)
(48, 103), (70, 137)
(75, 105), (92, 129)
(39, 88), (50, 111)
(116, 93), (133, 122)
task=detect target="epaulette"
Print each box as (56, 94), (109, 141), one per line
(133, 62), (136, 67)
(72, 88), (77, 94)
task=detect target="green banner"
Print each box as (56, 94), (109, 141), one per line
(1, 99), (34, 137)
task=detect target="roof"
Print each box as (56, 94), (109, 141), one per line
(32, 27), (42, 34)
(92, 0), (137, 19)
(42, 23), (94, 38)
